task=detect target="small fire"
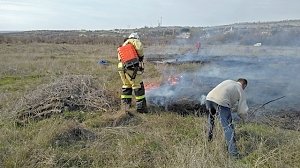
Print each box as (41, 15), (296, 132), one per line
(145, 82), (160, 91)
(145, 75), (182, 92)
(167, 75), (182, 86)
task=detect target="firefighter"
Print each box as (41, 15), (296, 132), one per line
(205, 78), (248, 158)
(117, 33), (148, 113)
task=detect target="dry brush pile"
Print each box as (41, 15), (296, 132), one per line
(14, 75), (119, 125)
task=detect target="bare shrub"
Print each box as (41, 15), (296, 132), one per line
(14, 75), (119, 125)
(52, 122), (97, 147)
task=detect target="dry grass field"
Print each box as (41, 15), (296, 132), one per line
(0, 42), (300, 168)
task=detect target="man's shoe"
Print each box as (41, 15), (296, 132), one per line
(208, 133), (213, 142)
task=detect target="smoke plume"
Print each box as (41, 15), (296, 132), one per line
(146, 54), (300, 113)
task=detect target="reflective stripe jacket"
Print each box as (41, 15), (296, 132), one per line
(206, 80), (248, 115)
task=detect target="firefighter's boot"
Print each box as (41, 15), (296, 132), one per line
(136, 98), (148, 113)
(121, 87), (132, 112)
(121, 98), (132, 112)
(134, 82), (148, 113)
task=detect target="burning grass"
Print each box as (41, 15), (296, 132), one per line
(147, 96), (208, 116)
(165, 99), (208, 116)
(14, 75), (119, 125)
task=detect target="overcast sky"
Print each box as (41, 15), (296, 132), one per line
(1, 0), (300, 31)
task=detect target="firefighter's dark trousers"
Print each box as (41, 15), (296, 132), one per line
(118, 63), (147, 113)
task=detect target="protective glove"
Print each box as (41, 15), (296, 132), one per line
(139, 56), (144, 62)
(139, 63), (144, 71)
(239, 113), (247, 123)
(138, 61), (144, 73)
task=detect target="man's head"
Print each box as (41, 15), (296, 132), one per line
(237, 78), (248, 90)
(128, 32), (139, 39)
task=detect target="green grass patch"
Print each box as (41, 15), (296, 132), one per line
(0, 75), (43, 92)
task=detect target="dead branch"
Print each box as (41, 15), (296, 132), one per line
(251, 96), (286, 114)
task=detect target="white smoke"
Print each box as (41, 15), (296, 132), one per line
(199, 95), (207, 105)
(147, 53), (300, 113)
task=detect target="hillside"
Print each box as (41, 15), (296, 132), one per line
(1, 19), (300, 46)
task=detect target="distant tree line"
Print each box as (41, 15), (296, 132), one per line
(0, 30), (177, 46)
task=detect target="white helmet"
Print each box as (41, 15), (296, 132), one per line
(128, 32), (139, 39)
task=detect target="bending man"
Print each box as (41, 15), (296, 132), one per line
(206, 78), (248, 157)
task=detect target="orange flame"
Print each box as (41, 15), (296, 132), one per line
(167, 75), (181, 86)
(145, 82), (160, 91)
